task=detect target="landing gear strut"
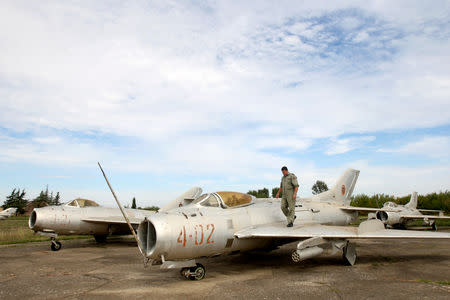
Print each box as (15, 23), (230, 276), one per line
(50, 237), (62, 251)
(342, 241), (356, 265)
(180, 263), (206, 280)
(94, 234), (108, 243)
(431, 221), (437, 231)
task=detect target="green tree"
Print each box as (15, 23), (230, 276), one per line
(248, 190), (257, 197)
(312, 180), (328, 195)
(131, 197), (137, 209)
(52, 192), (61, 206)
(247, 188), (269, 198)
(32, 190), (48, 208)
(3, 188), (29, 214)
(272, 187), (280, 198)
(350, 191), (450, 213)
(32, 186), (62, 207)
(143, 206), (159, 211)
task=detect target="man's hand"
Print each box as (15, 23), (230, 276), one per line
(293, 187), (299, 200)
(276, 187), (282, 198)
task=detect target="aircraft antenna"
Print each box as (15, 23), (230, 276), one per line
(97, 162), (146, 258)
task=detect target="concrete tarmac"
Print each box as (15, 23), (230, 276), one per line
(0, 237), (449, 299)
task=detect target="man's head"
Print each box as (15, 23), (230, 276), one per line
(281, 166), (289, 176)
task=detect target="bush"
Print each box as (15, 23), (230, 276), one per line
(351, 191), (450, 213)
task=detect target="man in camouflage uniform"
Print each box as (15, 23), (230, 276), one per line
(275, 166), (299, 227)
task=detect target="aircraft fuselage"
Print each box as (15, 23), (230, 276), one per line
(138, 199), (358, 261)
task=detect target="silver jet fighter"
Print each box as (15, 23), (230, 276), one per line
(342, 192), (450, 230)
(100, 166), (450, 281)
(29, 188), (202, 251)
(0, 207), (17, 220)
(28, 198), (157, 251)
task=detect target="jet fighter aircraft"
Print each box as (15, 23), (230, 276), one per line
(342, 192), (450, 230)
(28, 198), (157, 251)
(29, 189), (202, 251)
(99, 165), (450, 281)
(0, 207), (17, 220)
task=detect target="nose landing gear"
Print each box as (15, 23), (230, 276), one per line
(50, 237), (62, 251)
(180, 263), (206, 280)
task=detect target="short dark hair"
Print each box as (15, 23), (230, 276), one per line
(281, 166), (288, 171)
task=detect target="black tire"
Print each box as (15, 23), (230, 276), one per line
(51, 241), (62, 251)
(432, 222), (437, 231)
(189, 263), (206, 280)
(180, 267), (189, 278)
(94, 235), (108, 243)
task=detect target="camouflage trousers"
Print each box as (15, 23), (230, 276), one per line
(281, 192), (296, 224)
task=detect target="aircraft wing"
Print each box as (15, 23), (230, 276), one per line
(401, 215), (450, 220)
(235, 219), (450, 240)
(339, 206), (401, 212)
(82, 216), (144, 225)
(418, 209), (445, 215)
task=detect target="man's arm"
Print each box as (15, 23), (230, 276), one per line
(292, 175), (299, 199)
(275, 187), (282, 198)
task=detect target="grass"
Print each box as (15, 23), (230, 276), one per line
(417, 279), (450, 286)
(0, 216), (89, 245)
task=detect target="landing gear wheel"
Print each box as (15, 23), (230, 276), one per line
(431, 222), (437, 231)
(189, 263), (206, 281)
(342, 242), (356, 266)
(180, 267), (190, 278)
(94, 235), (108, 243)
(51, 241), (62, 251)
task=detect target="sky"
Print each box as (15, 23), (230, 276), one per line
(0, 0), (449, 208)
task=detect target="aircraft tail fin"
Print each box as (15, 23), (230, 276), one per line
(405, 192), (418, 209)
(331, 169), (360, 205)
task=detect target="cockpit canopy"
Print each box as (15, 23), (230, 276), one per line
(192, 191), (253, 208)
(66, 198), (100, 207)
(383, 202), (398, 208)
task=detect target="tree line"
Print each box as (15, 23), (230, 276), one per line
(2, 187), (61, 214)
(350, 191), (450, 213)
(247, 180), (449, 213)
(2, 188), (160, 215)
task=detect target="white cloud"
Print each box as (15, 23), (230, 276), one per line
(0, 1), (449, 202)
(326, 136), (376, 155)
(353, 31), (370, 42)
(0, 1), (449, 141)
(378, 136), (450, 158)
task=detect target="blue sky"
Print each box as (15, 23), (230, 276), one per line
(0, 1), (449, 207)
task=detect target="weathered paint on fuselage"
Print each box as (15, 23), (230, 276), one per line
(138, 198), (358, 261)
(29, 206), (153, 235)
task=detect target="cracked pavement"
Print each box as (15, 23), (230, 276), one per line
(0, 237), (449, 299)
